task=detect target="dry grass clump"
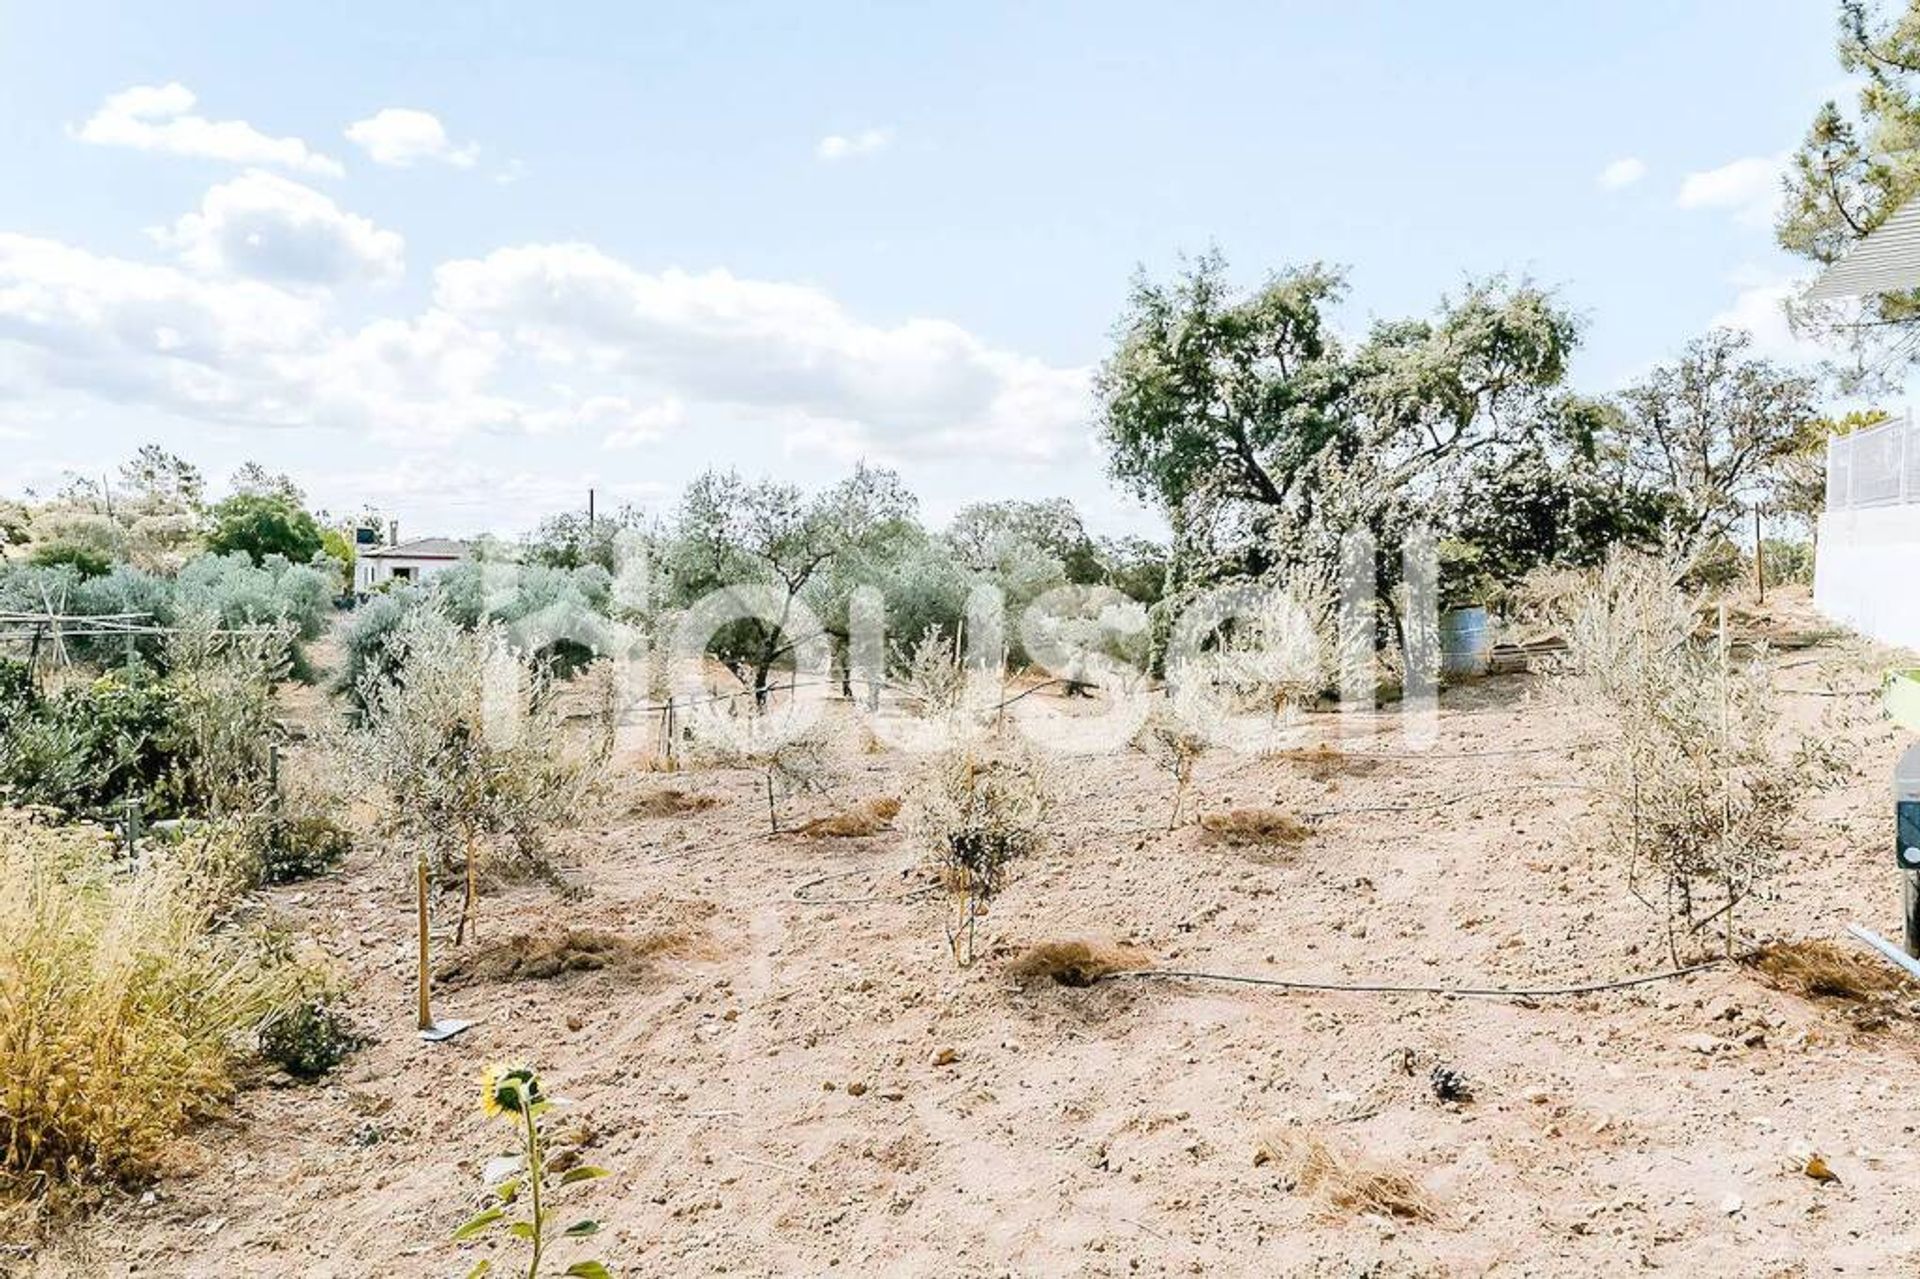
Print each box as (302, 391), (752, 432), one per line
(1255, 1130), (1437, 1222)
(629, 787), (719, 819)
(437, 925), (707, 987)
(795, 796), (902, 838)
(1273, 742), (1381, 781)
(1198, 808), (1313, 847)
(0, 811), (298, 1202)
(1746, 939), (1915, 1003)
(1006, 939), (1152, 987)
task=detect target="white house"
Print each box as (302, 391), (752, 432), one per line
(355, 536), (471, 593)
(1805, 198), (1920, 651)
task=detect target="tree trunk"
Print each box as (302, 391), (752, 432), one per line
(455, 829), (478, 946)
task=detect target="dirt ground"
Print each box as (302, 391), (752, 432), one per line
(29, 589), (1920, 1277)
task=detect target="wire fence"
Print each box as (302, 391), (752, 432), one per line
(1827, 409), (1920, 510)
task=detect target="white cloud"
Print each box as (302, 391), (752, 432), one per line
(1676, 154), (1785, 225)
(596, 397), (685, 448)
(345, 108), (479, 169)
(816, 127), (894, 161)
(152, 171), (404, 286)
(431, 242), (1089, 459)
(1596, 157), (1647, 190)
(73, 83), (343, 177)
(1707, 267), (1827, 365)
(0, 212), (1087, 462)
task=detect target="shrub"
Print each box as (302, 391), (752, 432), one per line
(157, 614), (290, 818)
(257, 994), (358, 1080)
(1558, 552), (1846, 958)
(0, 811), (299, 1197)
(0, 669), (174, 818)
(687, 703), (838, 834)
(254, 812), (353, 884)
(1135, 705), (1204, 829)
(905, 745), (1053, 967)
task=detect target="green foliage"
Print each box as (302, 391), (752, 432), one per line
(1440, 446), (1673, 602)
(1613, 330), (1818, 553)
(0, 668), (175, 817)
(205, 493), (324, 566)
(253, 812), (353, 883)
(1777, 1), (1920, 372)
(669, 464), (918, 698)
(1096, 251), (1580, 583)
(27, 542), (112, 579)
(947, 499), (1102, 583)
(318, 527), (357, 592)
(257, 994), (358, 1079)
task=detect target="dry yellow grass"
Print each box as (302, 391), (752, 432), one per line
(1198, 808), (1313, 846)
(1005, 939), (1152, 987)
(437, 925), (710, 986)
(628, 787), (719, 819)
(1256, 1130), (1437, 1222)
(0, 811), (296, 1204)
(795, 796), (902, 837)
(1747, 939), (1914, 1002)
(1273, 743), (1381, 780)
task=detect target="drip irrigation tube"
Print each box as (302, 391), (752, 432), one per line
(1095, 956), (1735, 1000)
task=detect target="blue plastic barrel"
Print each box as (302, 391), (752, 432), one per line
(1439, 606), (1493, 676)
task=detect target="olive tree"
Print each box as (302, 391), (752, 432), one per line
(667, 464), (916, 705)
(345, 607), (596, 1031)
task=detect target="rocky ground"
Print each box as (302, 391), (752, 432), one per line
(28, 592), (1920, 1277)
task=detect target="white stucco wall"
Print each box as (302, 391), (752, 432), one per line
(1816, 505), (1920, 650)
(354, 556), (463, 593)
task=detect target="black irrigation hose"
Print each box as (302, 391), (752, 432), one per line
(1301, 779), (1601, 821)
(1095, 956), (1736, 1000)
(792, 868), (937, 906)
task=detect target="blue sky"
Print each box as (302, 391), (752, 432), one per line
(0, 1), (1850, 538)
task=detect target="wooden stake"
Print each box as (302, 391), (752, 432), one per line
(1753, 506), (1766, 603)
(416, 857), (434, 1031)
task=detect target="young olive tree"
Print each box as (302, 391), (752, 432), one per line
(1559, 553), (1844, 960)
(686, 701), (837, 834)
(346, 608), (595, 1031)
(905, 746), (1054, 967)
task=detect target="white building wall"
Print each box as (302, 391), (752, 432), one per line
(355, 556), (463, 593)
(1815, 504), (1920, 650)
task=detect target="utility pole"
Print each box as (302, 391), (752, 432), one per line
(587, 487), (596, 530)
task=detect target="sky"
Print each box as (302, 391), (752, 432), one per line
(0, 1), (1856, 540)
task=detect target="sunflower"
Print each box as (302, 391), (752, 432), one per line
(480, 1062), (538, 1119)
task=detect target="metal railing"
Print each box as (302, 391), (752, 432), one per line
(1827, 410), (1920, 511)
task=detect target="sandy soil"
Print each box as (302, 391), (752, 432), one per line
(28, 591), (1920, 1277)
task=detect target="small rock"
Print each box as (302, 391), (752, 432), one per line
(566, 1014), (584, 1032)
(845, 1081), (867, 1098)
(1720, 1193), (1743, 1216)
(931, 1047), (958, 1067)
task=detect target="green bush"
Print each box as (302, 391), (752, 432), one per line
(255, 813), (352, 884)
(0, 670), (175, 817)
(257, 995), (358, 1080)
